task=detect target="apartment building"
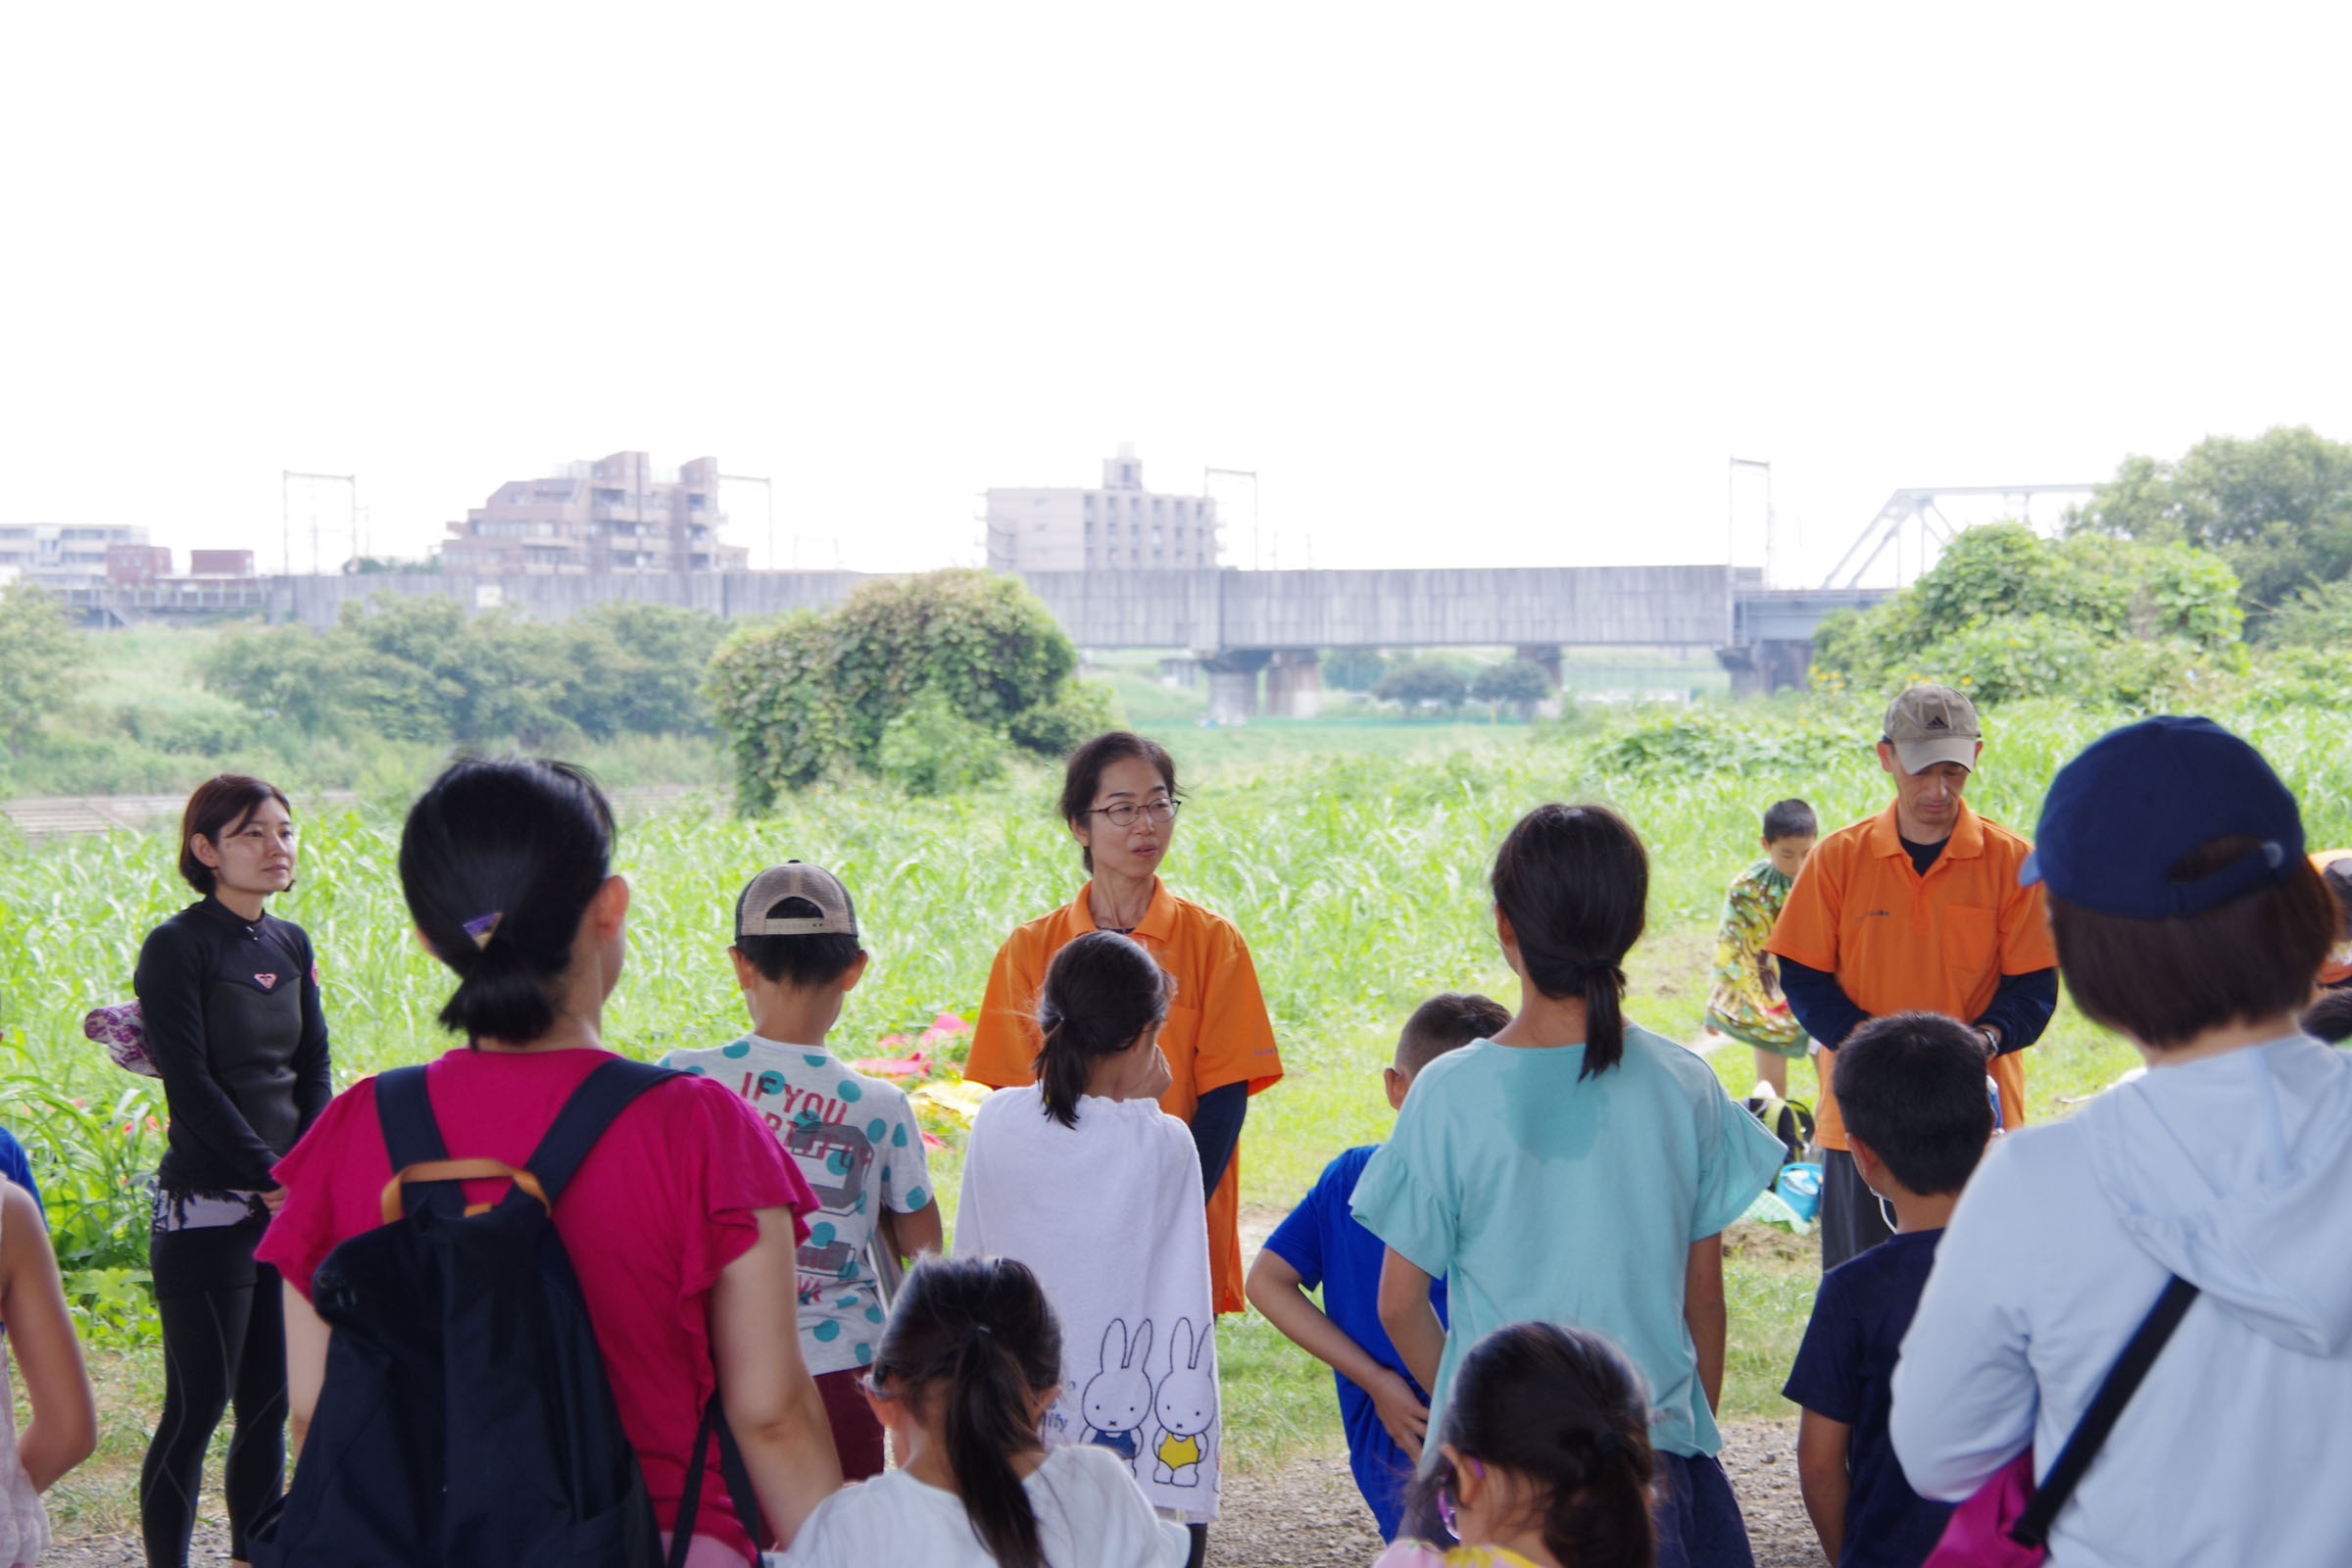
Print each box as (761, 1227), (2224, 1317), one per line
(437, 451), (749, 574)
(0, 523), (152, 588)
(985, 450), (1220, 572)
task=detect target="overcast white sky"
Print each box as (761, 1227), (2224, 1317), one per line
(5, 4), (2349, 585)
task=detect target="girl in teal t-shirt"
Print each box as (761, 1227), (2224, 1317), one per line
(1351, 804), (1783, 1568)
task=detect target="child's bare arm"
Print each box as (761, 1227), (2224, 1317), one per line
(1376, 1247), (1446, 1396)
(1795, 1406), (1851, 1565)
(0, 1184), (94, 1491)
(1684, 1233), (1728, 1413)
(888, 1199), (944, 1262)
(1247, 1248), (1429, 1459)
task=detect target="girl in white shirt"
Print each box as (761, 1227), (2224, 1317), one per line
(780, 1255), (1186, 1568)
(953, 930), (1220, 1563)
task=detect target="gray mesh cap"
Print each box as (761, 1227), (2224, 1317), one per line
(735, 861), (858, 937)
(1883, 684), (1982, 773)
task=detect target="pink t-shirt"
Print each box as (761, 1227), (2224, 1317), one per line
(256, 1047), (816, 1563)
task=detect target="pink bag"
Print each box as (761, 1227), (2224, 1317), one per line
(1923, 1276), (2198, 1566)
(83, 1001), (160, 1078)
(1922, 1450), (2041, 1567)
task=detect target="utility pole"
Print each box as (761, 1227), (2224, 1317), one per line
(1203, 466), (1259, 568)
(718, 473), (774, 569)
(282, 470), (358, 575)
(1729, 457), (1771, 642)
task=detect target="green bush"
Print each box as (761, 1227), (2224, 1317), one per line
(1373, 659), (1467, 711)
(0, 581), (84, 749)
(1811, 523), (2243, 705)
(198, 595), (727, 748)
(1007, 677), (1118, 758)
(1592, 704), (1877, 782)
(874, 690), (1008, 797)
(1470, 659), (1553, 706)
(707, 569), (1111, 809)
(2263, 579), (2352, 649)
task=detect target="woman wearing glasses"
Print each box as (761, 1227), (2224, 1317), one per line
(965, 731), (1283, 1321)
(134, 774), (331, 1568)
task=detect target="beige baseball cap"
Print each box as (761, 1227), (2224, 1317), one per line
(1883, 684), (1982, 774)
(735, 861), (858, 937)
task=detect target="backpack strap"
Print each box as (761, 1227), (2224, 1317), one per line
(521, 1057), (679, 1207)
(667, 1394), (770, 1568)
(374, 1065), (465, 1217)
(2010, 1273), (2200, 1548)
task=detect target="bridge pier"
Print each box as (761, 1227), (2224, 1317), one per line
(1201, 649), (1271, 722)
(1264, 651), (1322, 718)
(1718, 639), (1816, 697)
(1512, 644), (1563, 688)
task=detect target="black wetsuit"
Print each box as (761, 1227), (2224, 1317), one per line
(133, 897), (330, 1567)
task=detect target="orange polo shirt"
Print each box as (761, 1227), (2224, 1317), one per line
(1766, 801), (2055, 1150)
(2315, 851), (2352, 986)
(965, 878), (1284, 1313)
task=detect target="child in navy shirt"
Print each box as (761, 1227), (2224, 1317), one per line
(1244, 993), (1506, 1539)
(1783, 1011), (1995, 1568)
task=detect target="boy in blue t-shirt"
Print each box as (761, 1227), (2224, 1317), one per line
(1783, 1011), (1996, 1568)
(1244, 992), (1506, 1540)
(660, 861), (941, 1483)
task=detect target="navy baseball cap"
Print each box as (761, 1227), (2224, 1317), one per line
(2021, 715), (2305, 918)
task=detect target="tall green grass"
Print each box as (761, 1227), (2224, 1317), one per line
(3, 692), (2342, 1495)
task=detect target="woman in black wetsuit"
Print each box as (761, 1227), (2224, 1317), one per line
(134, 775), (330, 1568)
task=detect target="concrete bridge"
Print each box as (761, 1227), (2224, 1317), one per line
(58, 565), (1885, 710)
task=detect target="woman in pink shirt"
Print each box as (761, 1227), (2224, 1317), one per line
(257, 760), (842, 1563)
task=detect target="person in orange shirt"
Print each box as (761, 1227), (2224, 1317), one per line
(2313, 850), (2352, 989)
(964, 731), (1284, 1315)
(1766, 685), (2058, 1271)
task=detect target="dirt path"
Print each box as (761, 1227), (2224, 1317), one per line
(56, 1422), (1817, 1566)
(1204, 1418), (1817, 1566)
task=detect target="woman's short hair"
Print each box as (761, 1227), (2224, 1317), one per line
(177, 774), (292, 895)
(1056, 732), (1177, 874)
(2052, 834), (2342, 1050)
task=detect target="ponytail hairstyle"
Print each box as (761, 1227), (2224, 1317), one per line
(1412, 1322), (1656, 1568)
(869, 1255), (1063, 1568)
(1033, 930), (1171, 1128)
(398, 758), (616, 1045)
(1490, 804), (1648, 1078)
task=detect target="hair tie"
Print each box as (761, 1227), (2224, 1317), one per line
(462, 911), (504, 950)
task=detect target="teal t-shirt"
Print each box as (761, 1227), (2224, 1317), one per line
(1349, 1023), (1784, 1459)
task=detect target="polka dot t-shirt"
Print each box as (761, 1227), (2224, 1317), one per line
(661, 1035), (934, 1376)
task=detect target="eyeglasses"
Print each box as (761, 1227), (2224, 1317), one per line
(1086, 798), (1180, 829)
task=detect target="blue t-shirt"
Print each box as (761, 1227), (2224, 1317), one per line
(1262, 1145), (1447, 1541)
(1350, 1025), (1786, 1460)
(0, 1127), (41, 1217)
(1783, 1227), (1953, 1568)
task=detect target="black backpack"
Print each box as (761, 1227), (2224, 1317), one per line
(252, 1058), (764, 1568)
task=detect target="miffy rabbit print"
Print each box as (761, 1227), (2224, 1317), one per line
(1152, 1316), (1218, 1493)
(1081, 1318), (1153, 1464)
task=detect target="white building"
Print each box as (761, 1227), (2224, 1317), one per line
(0, 524), (151, 588)
(985, 450), (1220, 572)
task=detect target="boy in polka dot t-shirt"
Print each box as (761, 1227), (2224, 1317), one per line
(661, 861), (941, 1482)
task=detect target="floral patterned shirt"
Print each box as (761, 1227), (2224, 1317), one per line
(1706, 860), (1805, 1053)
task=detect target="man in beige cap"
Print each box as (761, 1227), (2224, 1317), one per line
(1766, 684), (2060, 1268)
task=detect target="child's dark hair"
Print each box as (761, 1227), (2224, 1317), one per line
(1763, 798), (1818, 842)
(2302, 988), (2352, 1046)
(1490, 804), (1649, 1078)
(1033, 930), (1171, 1128)
(399, 758), (615, 1045)
(733, 895), (863, 989)
(1409, 1322), (1655, 1568)
(870, 1255), (1063, 1568)
(1057, 731), (1178, 873)
(177, 773), (293, 896)
(1831, 1011), (1995, 1195)
(1396, 992), (1511, 1077)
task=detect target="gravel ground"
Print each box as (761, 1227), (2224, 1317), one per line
(1203, 1418), (1815, 1567)
(56, 1422), (1816, 1566)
